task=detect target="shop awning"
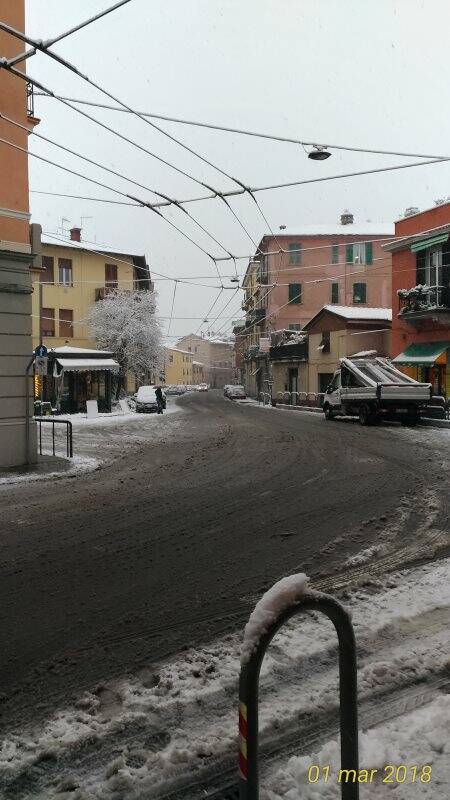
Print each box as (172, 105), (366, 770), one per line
(410, 233), (448, 253)
(55, 358), (120, 373)
(392, 341), (450, 366)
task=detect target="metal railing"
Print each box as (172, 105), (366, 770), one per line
(36, 418), (73, 458)
(276, 390), (325, 407)
(239, 590), (359, 799)
(398, 284), (450, 314)
(258, 392), (272, 406)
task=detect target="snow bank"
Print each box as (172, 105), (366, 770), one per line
(241, 574), (310, 664)
(262, 695), (450, 799)
(0, 455), (99, 488)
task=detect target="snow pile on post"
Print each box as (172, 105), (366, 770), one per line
(241, 573), (310, 664)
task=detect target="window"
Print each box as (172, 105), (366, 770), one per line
(288, 323), (302, 330)
(58, 258), (73, 286)
(288, 283), (302, 304)
(331, 243), (339, 264)
(41, 307), (55, 337)
(59, 309), (74, 338)
(40, 255), (54, 284)
(331, 282), (339, 303)
(169, 355), (173, 363)
(353, 282), (367, 304)
(105, 263), (118, 290)
(346, 242), (373, 265)
(319, 331), (330, 353)
(288, 242), (301, 265)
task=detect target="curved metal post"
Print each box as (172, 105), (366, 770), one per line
(239, 593), (359, 799)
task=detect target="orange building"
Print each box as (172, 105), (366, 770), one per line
(384, 203), (450, 398)
(0, 0), (39, 465)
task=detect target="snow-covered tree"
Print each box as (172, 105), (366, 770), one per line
(88, 288), (163, 395)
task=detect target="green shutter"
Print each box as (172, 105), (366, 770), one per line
(288, 283), (302, 303)
(331, 282), (339, 303)
(365, 241), (373, 264)
(331, 244), (339, 264)
(346, 243), (354, 263)
(353, 283), (367, 304)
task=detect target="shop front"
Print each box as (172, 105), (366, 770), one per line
(393, 341), (450, 398)
(40, 346), (120, 413)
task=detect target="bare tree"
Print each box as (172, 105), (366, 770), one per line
(88, 288), (163, 396)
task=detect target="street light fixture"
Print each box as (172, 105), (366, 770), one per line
(308, 145), (331, 161)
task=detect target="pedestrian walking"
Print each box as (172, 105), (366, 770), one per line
(155, 385), (164, 414)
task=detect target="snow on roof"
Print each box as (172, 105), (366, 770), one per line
(41, 235), (145, 259)
(50, 345), (113, 355)
(241, 573), (311, 664)
(262, 223), (395, 238)
(168, 347), (193, 356)
(322, 305), (392, 321)
(192, 360), (204, 365)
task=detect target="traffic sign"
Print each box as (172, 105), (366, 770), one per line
(35, 344), (48, 357)
(35, 356), (48, 376)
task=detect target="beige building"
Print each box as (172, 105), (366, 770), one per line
(163, 347), (193, 385)
(303, 306), (392, 395)
(176, 333), (233, 387)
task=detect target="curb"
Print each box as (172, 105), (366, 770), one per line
(275, 403), (323, 414)
(275, 404), (450, 429)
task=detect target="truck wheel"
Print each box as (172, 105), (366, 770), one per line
(323, 403), (335, 420)
(358, 404), (372, 426)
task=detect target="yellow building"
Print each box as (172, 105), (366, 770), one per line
(31, 230), (152, 408)
(163, 347), (193, 385)
(31, 230), (152, 350)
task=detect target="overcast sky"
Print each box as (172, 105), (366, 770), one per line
(24, 0), (450, 341)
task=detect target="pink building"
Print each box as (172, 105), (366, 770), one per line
(242, 212), (394, 395)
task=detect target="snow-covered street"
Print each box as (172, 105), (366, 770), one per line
(1, 392), (449, 799)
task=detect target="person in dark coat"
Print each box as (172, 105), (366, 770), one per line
(155, 385), (164, 414)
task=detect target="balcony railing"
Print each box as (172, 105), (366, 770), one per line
(398, 285), (450, 322)
(270, 341), (308, 361)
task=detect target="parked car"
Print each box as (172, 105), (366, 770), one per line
(198, 383), (209, 392)
(226, 385), (246, 400)
(135, 386), (159, 413)
(165, 385), (186, 396)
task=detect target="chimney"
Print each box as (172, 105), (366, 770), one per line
(340, 210), (354, 225)
(279, 224), (286, 230)
(404, 207), (419, 218)
(70, 226), (81, 242)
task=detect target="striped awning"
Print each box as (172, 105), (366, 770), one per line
(54, 358), (120, 374)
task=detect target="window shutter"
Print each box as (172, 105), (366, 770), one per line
(416, 252), (426, 285)
(288, 283), (302, 303)
(365, 241), (373, 265)
(346, 244), (354, 263)
(331, 244), (339, 264)
(331, 282), (339, 303)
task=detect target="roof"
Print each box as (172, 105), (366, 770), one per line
(392, 341), (450, 366)
(383, 223), (450, 252)
(394, 200), (450, 224)
(41, 234), (146, 260)
(260, 223), (395, 238)
(50, 345), (113, 356)
(192, 360), (204, 366)
(303, 305), (392, 330)
(167, 347), (193, 356)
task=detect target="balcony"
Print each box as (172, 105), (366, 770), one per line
(244, 345), (260, 361)
(397, 285), (450, 326)
(270, 340), (308, 361)
(249, 307), (266, 324)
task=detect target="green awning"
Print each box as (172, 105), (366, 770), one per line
(393, 341), (450, 366)
(410, 233), (448, 253)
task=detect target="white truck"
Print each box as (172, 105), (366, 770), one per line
(322, 352), (432, 426)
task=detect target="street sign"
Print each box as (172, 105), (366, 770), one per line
(35, 356), (48, 376)
(35, 344), (48, 357)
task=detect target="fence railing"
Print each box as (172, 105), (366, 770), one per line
(258, 392), (272, 406)
(36, 418), (73, 458)
(276, 390), (325, 407)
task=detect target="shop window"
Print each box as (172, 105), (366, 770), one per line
(40, 255), (54, 283)
(41, 307), (55, 337)
(58, 258), (73, 286)
(288, 242), (302, 265)
(59, 309), (74, 338)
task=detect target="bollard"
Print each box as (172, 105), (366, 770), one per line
(239, 582), (359, 800)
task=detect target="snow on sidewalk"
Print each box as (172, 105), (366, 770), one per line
(0, 558), (448, 798)
(262, 695), (450, 799)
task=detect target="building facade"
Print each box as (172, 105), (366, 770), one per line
(175, 333), (234, 388)
(31, 228), (152, 403)
(241, 213), (394, 396)
(0, 0), (39, 466)
(163, 347), (193, 385)
(385, 203), (450, 398)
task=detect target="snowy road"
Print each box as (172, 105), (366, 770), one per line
(0, 391), (449, 797)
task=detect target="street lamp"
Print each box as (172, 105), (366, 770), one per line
(308, 145), (331, 161)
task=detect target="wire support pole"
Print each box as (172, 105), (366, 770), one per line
(239, 592), (359, 800)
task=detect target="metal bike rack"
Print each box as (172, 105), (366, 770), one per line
(36, 417), (73, 458)
(239, 591), (359, 799)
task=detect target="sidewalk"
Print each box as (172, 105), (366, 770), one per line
(0, 454), (100, 487)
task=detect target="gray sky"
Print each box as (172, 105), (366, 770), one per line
(24, 0), (450, 341)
